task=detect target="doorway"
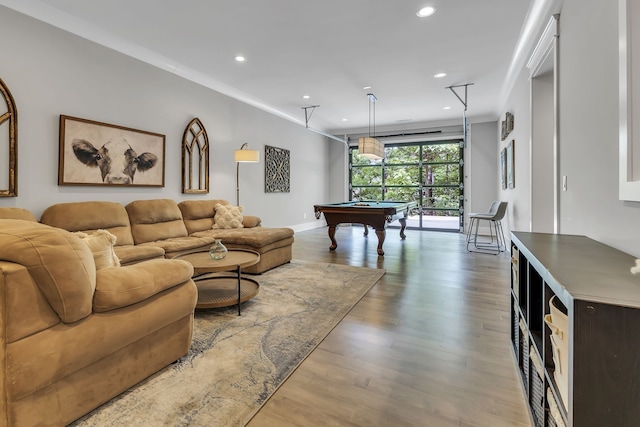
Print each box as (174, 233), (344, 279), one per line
(529, 15), (559, 233)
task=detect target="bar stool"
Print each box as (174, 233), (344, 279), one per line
(466, 201), (508, 254)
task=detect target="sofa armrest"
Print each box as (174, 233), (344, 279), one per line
(93, 259), (194, 312)
(0, 261), (61, 343)
(243, 215), (261, 228)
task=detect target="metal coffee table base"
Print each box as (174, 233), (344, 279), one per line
(194, 272), (259, 315)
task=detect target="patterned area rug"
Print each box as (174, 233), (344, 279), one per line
(71, 260), (385, 427)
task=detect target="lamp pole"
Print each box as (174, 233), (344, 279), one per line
(235, 143), (248, 206)
(235, 143), (259, 206)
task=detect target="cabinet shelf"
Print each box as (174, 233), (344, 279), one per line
(510, 232), (640, 427)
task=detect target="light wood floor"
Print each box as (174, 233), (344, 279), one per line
(247, 226), (531, 427)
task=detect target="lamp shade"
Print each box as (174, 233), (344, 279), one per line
(234, 148), (259, 162)
(358, 136), (384, 160)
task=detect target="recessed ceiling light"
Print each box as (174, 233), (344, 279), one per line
(303, 95), (310, 99)
(417, 6), (436, 17)
(434, 72), (447, 78)
(235, 55), (245, 62)
(443, 106), (452, 110)
(363, 86), (372, 90)
(342, 118), (348, 122)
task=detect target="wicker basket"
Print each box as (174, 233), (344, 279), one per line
(544, 296), (569, 408)
(530, 348), (545, 427)
(519, 319), (529, 391)
(513, 304), (520, 359)
(511, 247), (519, 299)
(546, 387), (566, 427)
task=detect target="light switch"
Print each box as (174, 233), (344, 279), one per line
(562, 176), (567, 191)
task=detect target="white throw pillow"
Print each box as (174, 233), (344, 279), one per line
(74, 229), (121, 269)
(212, 203), (244, 229)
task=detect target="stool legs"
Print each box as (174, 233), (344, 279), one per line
(466, 218), (506, 254)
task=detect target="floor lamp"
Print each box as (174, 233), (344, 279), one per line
(235, 143), (259, 206)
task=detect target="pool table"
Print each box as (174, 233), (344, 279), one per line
(314, 200), (417, 255)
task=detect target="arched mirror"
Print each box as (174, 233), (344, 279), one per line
(182, 117), (209, 194)
(0, 78), (17, 197)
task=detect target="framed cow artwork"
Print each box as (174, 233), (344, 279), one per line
(58, 115), (165, 187)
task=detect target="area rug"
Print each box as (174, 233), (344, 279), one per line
(70, 259), (385, 427)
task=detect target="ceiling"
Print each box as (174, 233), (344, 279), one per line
(1, 0), (534, 135)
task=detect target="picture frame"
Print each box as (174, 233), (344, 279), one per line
(264, 145), (290, 193)
(507, 140), (515, 189)
(59, 115), (165, 187)
(506, 112), (514, 134)
(500, 148), (507, 190)
(0, 78), (17, 197)
(182, 117), (209, 194)
(501, 112), (514, 141)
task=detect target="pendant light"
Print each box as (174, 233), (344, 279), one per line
(358, 93), (384, 160)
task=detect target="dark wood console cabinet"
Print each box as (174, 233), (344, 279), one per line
(510, 232), (640, 427)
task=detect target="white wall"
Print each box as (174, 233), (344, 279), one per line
(500, 0), (640, 257)
(0, 7), (329, 230)
(498, 66), (532, 236)
(466, 121), (500, 230)
(557, 0), (640, 256)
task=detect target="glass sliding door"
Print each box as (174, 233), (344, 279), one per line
(350, 140), (463, 231)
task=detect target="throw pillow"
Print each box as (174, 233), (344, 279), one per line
(212, 203), (244, 229)
(74, 229), (121, 269)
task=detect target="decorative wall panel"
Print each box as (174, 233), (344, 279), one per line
(264, 145), (290, 193)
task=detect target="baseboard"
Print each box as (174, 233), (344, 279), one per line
(290, 221), (324, 233)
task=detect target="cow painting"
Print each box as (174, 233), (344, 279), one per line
(59, 116), (165, 187)
(71, 137), (158, 185)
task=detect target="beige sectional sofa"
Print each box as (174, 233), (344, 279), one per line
(40, 198), (294, 274)
(0, 198), (294, 426)
(178, 199), (294, 273)
(0, 218), (197, 427)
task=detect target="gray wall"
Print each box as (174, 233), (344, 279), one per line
(0, 7), (328, 230)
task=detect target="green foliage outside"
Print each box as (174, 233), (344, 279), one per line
(351, 142), (461, 217)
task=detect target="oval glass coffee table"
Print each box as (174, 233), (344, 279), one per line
(174, 249), (260, 315)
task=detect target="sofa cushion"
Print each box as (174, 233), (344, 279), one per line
(126, 199), (189, 244)
(0, 219), (95, 323)
(74, 230), (121, 270)
(178, 199), (230, 233)
(192, 226), (294, 251)
(41, 201), (135, 246)
(138, 236), (215, 258)
(0, 207), (37, 221)
(212, 203), (244, 229)
(243, 215), (261, 228)
(93, 259), (194, 312)
(114, 244), (165, 265)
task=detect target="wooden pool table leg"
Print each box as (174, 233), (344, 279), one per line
(327, 225), (338, 251)
(375, 228), (386, 255)
(399, 217), (408, 239)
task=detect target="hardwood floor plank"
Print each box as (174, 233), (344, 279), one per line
(247, 227), (530, 426)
